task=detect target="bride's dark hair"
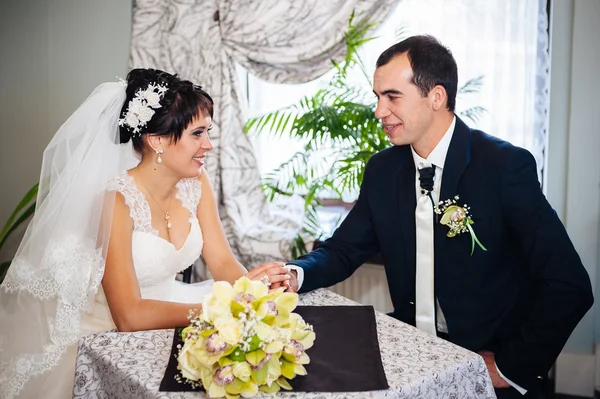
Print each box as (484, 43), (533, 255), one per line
(118, 68), (214, 154)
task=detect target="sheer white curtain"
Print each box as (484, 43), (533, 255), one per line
(249, 0), (550, 185)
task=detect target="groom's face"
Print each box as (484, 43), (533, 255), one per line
(373, 53), (434, 147)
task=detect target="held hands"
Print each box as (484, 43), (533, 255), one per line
(274, 268), (299, 293)
(245, 262), (292, 291)
(478, 351), (510, 389)
(245, 262), (299, 293)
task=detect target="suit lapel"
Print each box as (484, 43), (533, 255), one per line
(440, 117), (472, 203)
(396, 146), (417, 281)
(436, 117), (472, 252)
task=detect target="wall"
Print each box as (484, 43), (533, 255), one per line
(0, 0), (132, 259)
(547, 0), (600, 396)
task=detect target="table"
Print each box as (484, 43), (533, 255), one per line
(74, 289), (496, 398)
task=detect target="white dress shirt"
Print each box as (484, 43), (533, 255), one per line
(411, 117), (455, 334)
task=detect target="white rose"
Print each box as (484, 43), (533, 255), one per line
(125, 112), (139, 128)
(144, 90), (161, 107)
(137, 107), (154, 123)
(177, 341), (203, 381)
(214, 317), (243, 346)
(128, 98), (143, 114)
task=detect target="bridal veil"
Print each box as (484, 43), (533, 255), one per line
(0, 82), (138, 398)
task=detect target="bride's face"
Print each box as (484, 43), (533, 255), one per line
(165, 112), (213, 178)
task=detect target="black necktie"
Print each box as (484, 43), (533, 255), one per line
(418, 166), (436, 206)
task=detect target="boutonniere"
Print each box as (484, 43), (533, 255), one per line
(435, 195), (487, 255)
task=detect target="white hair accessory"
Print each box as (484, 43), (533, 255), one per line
(118, 82), (168, 136)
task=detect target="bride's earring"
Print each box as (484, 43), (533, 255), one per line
(156, 149), (164, 164)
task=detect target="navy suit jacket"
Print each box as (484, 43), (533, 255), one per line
(292, 117), (593, 390)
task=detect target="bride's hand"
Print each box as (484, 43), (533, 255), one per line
(246, 262), (290, 289)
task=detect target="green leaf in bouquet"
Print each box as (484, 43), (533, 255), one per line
(258, 381), (280, 394)
(247, 334), (262, 352)
(245, 349), (266, 367)
(280, 359), (296, 379)
(223, 345), (236, 357)
(229, 347), (246, 362)
(276, 377), (293, 390)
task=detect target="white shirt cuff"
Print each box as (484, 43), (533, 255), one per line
(495, 361), (527, 395)
(284, 264), (304, 290)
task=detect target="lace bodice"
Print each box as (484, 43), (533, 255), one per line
(105, 172), (204, 299)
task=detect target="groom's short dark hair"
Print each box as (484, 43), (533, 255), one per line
(376, 35), (458, 112)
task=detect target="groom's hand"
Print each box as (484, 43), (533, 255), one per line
(270, 269), (299, 293)
(478, 351), (510, 388)
(283, 269), (299, 293)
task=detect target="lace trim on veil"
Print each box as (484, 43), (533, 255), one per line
(0, 235), (105, 398)
(0, 173), (201, 398)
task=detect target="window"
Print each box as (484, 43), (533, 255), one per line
(243, 0), (549, 235)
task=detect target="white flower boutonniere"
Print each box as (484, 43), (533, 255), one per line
(435, 195), (487, 255)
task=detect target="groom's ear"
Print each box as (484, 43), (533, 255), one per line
(430, 85), (448, 112)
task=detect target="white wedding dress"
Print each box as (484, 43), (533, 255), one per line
(81, 171), (214, 333)
(18, 171), (214, 398)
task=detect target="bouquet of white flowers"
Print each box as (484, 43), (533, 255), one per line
(176, 276), (315, 398)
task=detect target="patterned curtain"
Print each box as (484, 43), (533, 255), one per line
(129, 0), (399, 277)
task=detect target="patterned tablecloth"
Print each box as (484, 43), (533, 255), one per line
(74, 289), (496, 398)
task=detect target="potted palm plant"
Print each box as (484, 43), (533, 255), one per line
(245, 17), (485, 258)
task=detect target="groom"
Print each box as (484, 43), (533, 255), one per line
(282, 35), (593, 398)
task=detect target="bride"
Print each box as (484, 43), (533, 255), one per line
(0, 68), (291, 398)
